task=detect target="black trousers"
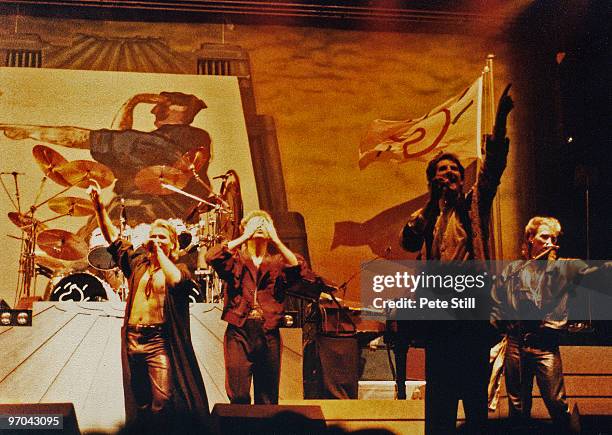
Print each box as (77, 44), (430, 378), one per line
(425, 336), (489, 435)
(224, 320), (281, 404)
(126, 326), (173, 420)
(393, 336), (411, 399)
(505, 334), (573, 431)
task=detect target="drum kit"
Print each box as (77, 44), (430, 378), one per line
(4, 145), (243, 305)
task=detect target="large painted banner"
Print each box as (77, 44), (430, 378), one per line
(0, 68), (257, 304)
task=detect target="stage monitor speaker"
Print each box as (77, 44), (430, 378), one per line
(211, 404), (325, 435)
(0, 403), (79, 434)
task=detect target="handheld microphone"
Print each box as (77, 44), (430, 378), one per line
(120, 198), (127, 222)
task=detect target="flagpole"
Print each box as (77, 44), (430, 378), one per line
(484, 54), (504, 260)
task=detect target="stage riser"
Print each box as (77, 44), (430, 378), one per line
(1, 302), (610, 433)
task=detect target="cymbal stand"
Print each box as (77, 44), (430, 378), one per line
(188, 166), (230, 209)
(1, 172), (39, 305)
(16, 221), (40, 305)
(118, 199), (129, 302)
(29, 175), (80, 212)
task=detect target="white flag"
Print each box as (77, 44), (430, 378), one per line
(359, 76), (483, 169)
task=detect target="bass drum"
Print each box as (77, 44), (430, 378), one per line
(48, 272), (114, 302)
(186, 280), (204, 304)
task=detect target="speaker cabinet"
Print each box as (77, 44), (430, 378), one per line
(211, 404), (325, 435)
(0, 403), (79, 434)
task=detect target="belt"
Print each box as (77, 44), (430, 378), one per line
(511, 330), (559, 347)
(247, 309), (265, 321)
(127, 323), (165, 332)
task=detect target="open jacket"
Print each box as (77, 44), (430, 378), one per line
(400, 134), (509, 261)
(205, 242), (310, 331)
(109, 239), (210, 426)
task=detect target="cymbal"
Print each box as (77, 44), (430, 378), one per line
(174, 147), (210, 173)
(134, 165), (190, 195)
(35, 251), (89, 272)
(8, 211), (47, 230)
(56, 160), (115, 189)
(34, 253), (67, 271)
(37, 229), (88, 261)
(32, 145), (71, 186)
(48, 196), (95, 217)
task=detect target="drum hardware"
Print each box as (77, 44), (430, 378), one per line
(35, 264), (54, 279)
(3, 155), (115, 305)
(174, 146), (229, 210)
(5, 152), (245, 307)
(30, 160), (113, 212)
(194, 268), (222, 303)
(160, 182), (225, 212)
(154, 170), (244, 303)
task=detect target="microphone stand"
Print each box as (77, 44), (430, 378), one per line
(322, 247), (393, 334)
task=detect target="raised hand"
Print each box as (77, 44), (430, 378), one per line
(86, 179), (103, 208)
(430, 177), (448, 201)
(494, 84), (513, 140)
(242, 217), (263, 239)
(262, 219), (280, 244)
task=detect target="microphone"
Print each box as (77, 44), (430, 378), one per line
(119, 198), (128, 238)
(0, 171), (25, 175)
(212, 174), (230, 180)
(120, 198), (127, 222)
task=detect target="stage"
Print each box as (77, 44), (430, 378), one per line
(0, 302), (610, 433)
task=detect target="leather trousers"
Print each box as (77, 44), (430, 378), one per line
(505, 334), (572, 431)
(126, 325), (173, 420)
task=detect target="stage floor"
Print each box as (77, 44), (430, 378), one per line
(1, 302), (610, 433)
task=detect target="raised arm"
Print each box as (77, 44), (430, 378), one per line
(110, 93), (166, 130)
(263, 219), (298, 266)
(87, 182), (118, 243)
(147, 241), (184, 287)
(477, 84), (513, 206)
(0, 124), (92, 149)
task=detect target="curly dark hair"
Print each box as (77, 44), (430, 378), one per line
(425, 152), (465, 184)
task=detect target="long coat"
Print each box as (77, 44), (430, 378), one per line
(109, 239), (210, 426)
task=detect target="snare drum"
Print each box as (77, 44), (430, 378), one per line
(48, 272), (114, 302)
(186, 280), (204, 303)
